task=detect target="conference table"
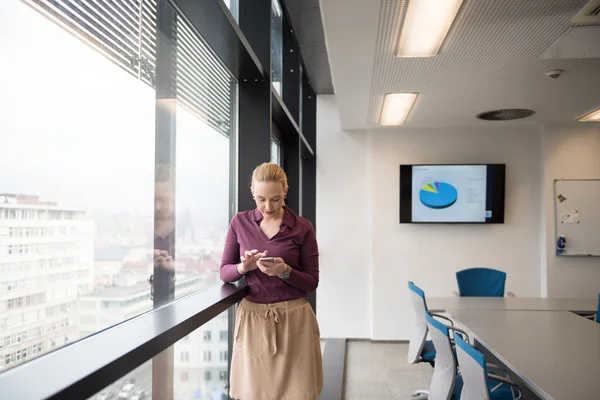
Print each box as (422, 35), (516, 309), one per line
(427, 297), (599, 400)
(427, 296), (598, 313)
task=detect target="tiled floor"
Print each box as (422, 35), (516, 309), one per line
(344, 341), (432, 400)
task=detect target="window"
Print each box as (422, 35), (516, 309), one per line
(271, 0), (283, 95)
(219, 371), (227, 381)
(181, 351), (190, 363)
(0, 0), (246, 392)
(79, 316), (96, 325)
(89, 309), (234, 399)
(271, 138), (281, 165)
(222, 0), (238, 21)
(4, 209), (16, 219)
(219, 350), (228, 362)
(217, 331), (227, 344)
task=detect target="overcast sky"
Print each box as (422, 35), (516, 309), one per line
(0, 1), (231, 227)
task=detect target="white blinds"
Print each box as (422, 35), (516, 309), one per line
(24, 0), (232, 136)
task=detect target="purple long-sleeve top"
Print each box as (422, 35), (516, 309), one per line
(220, 207), (319, 304)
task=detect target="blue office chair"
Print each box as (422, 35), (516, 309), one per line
(426, 313), (523, 400)
(597, 293), (599, 323)
(425, 312), (466, 399)
(455, 268), (513, 297)
(408, 282), (455, 399)
(454, 333), (522, 400)
(584, 293), (599, 323)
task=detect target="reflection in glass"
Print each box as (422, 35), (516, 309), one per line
(0, 0), (233, 372)
(174, 107), (230, 297)
(271, 0), (284, 95)
(0, 0), (155, 371)
(86, 309), (231, 400)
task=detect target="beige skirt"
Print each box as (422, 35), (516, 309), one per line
(230, 298), (324, 400)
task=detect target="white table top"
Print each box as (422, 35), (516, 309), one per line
(427, 297), (598, 313)
(452, 310), (600, 400)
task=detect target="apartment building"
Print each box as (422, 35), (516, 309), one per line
(0, 194), (93, 371)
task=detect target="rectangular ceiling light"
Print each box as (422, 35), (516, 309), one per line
(578, 107), (600, 122)
(379, 93), (417, 125)
(397, 0), (464, 57)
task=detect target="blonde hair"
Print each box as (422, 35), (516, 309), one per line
(251, 162), (288, 190)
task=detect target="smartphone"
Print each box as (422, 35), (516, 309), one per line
(259, 257), (275, 262)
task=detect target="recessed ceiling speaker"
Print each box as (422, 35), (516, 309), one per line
(476, 109), (535, 121)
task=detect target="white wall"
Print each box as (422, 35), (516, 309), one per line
(316, 95), (372, 339)
(317, 94), (545, 340)
(542, 124), (600, 298)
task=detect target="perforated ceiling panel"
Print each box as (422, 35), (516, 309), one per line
(366, 0), (600, 127)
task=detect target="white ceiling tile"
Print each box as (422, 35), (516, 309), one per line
(351, 0), (600, 127)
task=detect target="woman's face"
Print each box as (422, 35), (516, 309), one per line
(252, 181), (287, 218)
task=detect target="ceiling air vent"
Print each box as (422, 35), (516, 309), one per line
(572, 0), (600, 24)
(476, 109), (535, 121)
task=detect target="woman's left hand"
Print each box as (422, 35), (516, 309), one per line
(256, 257), (288, 277)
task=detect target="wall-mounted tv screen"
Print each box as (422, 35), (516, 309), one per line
(399, 164), (506, 224)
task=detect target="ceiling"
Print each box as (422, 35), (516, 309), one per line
(320, 0), (600, 130)
(284, 0), (334, 94)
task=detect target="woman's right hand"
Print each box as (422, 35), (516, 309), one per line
(238, 249), (267, 275)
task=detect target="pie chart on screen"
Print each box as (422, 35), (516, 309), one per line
(420, 182), (458, 209)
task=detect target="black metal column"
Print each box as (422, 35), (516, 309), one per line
(302, 73), (317, 313)
(301, 75), (316, 227)
(153, 0), (177, 307)
(238, 81), (271, 210)
(283, 134), (301, 213)
(239, 0), (271, 78)
(282, 15), (300, 124)
(237, 0), (272, 211)
(153, 1), (177, 398)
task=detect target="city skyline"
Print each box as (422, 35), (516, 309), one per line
(1, 2), (233, 397)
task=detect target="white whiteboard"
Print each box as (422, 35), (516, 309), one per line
(554, 179), (600, 256)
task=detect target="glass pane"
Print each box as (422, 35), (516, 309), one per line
(86, 308), (231, 400)
(271, 0), (283, 96)
(0, 0), (155, 371)
(271, 140), (281, 166)
(174, 106), (230, 291)
(91, 360), (152, 400)
(222, 0), (238, 22)
(0, 0), (233, 372)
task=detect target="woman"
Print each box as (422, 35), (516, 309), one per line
(220, 162), (323, 400)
